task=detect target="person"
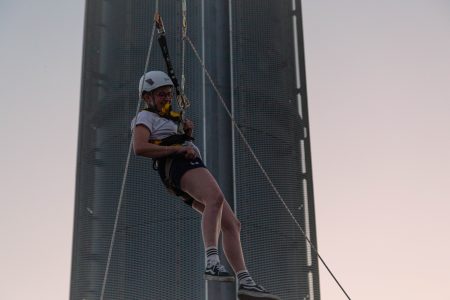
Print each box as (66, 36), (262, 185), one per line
(132, 71), (280, 300)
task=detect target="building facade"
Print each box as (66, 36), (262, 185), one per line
(71, 1), (320, 299)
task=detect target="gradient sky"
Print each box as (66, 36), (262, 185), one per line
(1, 1), (449, 299)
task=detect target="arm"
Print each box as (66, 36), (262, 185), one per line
(133, 125), (197, 159)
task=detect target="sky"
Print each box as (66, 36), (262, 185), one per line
(0, 1), (449, 300)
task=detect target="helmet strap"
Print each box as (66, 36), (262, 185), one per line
(143, 93), (157, 110)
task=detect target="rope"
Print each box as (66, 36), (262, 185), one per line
(184, 35), (352, 300)
(181, 0), (187, 91)
(99, 1), (159, 299)
(178, 0), (189, 120)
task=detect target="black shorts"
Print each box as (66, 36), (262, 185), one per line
(157, 157), (206, 205)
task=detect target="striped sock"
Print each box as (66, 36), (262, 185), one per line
(236, 270), (256, 286)
(205, 246), (219, 265)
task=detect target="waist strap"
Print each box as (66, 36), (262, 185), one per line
(152, 133), (193, 171)
(151, 133), (194, 146)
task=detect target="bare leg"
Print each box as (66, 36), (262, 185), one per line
(192, 198), (247, 273)
(180, 168), (224, 248)
(189, 185), (280, 299)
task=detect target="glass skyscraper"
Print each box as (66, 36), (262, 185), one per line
(71, 1), (320, 299)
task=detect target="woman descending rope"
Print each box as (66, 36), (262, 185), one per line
(131, 70), (281, 300)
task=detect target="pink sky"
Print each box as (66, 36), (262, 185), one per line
(1, 1), (449, 299)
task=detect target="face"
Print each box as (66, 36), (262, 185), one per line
(146, 85), (173, 112)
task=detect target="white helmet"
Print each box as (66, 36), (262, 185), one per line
(139, 70), (173, 98)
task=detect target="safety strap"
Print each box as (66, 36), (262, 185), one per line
(151, 133), (194, 146)
(154, 12), (190, 111)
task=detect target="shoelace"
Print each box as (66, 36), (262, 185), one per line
(217, 264), (227, 272)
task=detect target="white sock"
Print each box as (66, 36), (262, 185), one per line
(236, 270), (256, 285)
(205, 246), (220, 265)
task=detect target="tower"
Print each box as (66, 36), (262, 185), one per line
(71, 1), (320, 299)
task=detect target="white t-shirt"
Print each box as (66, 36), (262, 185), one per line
(131, 110), (178, 140)
(131, 110), (201, 157)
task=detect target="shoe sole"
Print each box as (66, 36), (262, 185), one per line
(238, 290), (281, 300)
(203, 274), (235, 282)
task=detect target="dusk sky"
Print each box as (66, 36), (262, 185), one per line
(1, 1), (449, 299)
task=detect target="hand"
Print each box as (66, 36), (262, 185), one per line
(183, 119), (194, 136)
(176, 145), (197, 160)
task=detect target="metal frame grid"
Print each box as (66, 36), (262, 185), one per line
(71, 1), (319, 299)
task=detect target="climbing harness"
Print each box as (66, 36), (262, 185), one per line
(150, 133), (196, 206)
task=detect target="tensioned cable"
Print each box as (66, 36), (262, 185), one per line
(181, 0), (187, 92)
(184, 35), (352, 300)
(99, 1), (159, 299)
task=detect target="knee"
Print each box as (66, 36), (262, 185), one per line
(222, 215), (241, 234)
(206, 192), (225, 210)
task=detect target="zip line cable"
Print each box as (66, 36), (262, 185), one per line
(184, 35), (352, 300)
(181, 0), (187, 92)
(99, 2), (159, 299)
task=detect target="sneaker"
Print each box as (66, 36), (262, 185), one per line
(204, 262), (235, 282)
(238, 283), (281, 300)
